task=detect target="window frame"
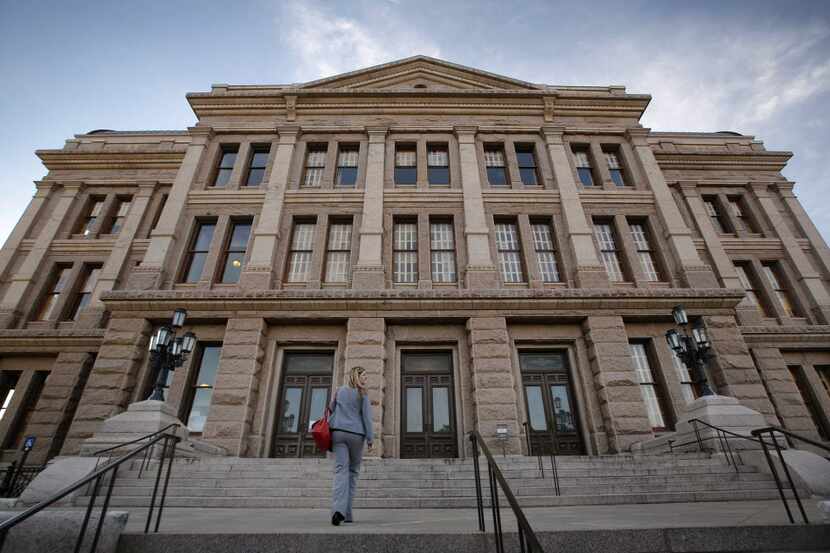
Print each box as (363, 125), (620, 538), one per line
(571, 145), (595, 187)
(180, 219), (218, 284)
(218, 218), (254, 284)
(323, 218), (353, 284)
(182, 343), (223, 435)
(392, 218), (418, 284)
(702, 196), (729, 234)
(394, 143), (418, 186)
(761, 261), (799, 318)
(429, 218), (457, 284)
(212, 145), (239, 188)
(628, 218), (661, 282)
(68, 264), (102, 321)
(427, 143), (450, 186)
(484, 144), (508, 187)
(335, 144), (360, 187)
(593, 219), (626, 282)
(78, 197), (106, 236)
(106, 196), (133, 235)
(243, 144), (271, 187)
(514, 143), (540, 186)
(285, 218), (317, 283)
(34, 265), (72, 321)
(494, 218), (526, 284)
(530, 218), (560, 283)
(733, 261), (771, 317)
(302, 143), (328, 188)
(629, 341), (672, 432)
(602, 146), (627, 187)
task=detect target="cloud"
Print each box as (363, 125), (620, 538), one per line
(277, 1), (441, 82)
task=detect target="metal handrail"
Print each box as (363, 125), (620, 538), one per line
(751, 425), (830, 525)
(521, 422), (560, 496)
(94, 422), (180, 479)
(470, 431), (544, 553)
(0, 430), (181, 553)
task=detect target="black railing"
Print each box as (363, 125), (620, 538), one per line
(0, 428), (181, 553)
(520, 423), (560, 496)
(470, 431), (544, 553)
(94, 423), (180, 480)
(752, 425), (830, 525)
(0, 462), (44, 498)
(666, 418), (777, 473)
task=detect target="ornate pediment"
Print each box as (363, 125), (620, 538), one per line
(299, 55), (541, 92)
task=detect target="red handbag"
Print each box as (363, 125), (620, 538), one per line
(311, 407), (332, 452)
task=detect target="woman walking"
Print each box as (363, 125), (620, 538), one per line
(328, 366), (373, 526)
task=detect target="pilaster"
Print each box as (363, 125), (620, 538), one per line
(353, 127), (387, 290)
(778, 183), (830, 276)
(345, 317), (386, 457)
(0, 181), (56, 282)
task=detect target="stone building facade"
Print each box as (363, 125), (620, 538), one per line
(1, 56), (829, 465)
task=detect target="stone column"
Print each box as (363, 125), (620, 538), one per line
(626, 129), (718, 288)
(63, 318), (151, 455)
(0, 182), (83, 328)
(24, 352), (95, 464)
(353, 127), (387, 290)
(750, 183), (830, 323)
(778, 183), (830, 276)
(128, 127), (213, 290)
(541, 127), (608, 288)
(240, 127), (299, 290)
(582, 316), (652, 452)
(202, 318), (267, 456)
(749, 347), (821, 440)
(455, 127), (499, 289)
(701, 315), (778, 423)
(76, 182), (157, 328)
(345, 318), (386, 456)
(0, 181), (55, 283)
(466, 317), (521, 454)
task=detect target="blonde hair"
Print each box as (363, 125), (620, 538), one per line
(347, 366), (367, 396)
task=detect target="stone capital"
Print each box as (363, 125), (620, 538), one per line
(540, 125), (566, 143)
(366, 126), (388, 143)
(60, 182), (84, 195)
(454, 125), (479, 143)
(543, 95), (557, 122)
(276, 125), (301, 143)
(776, 181), (796, 198)
(187, 126), (214, 145)
(136, 180), (159, 195)
(34, 181), (58, 196)
(625, 127), (651, 146)
(677, 181), (700, 195)
(747, 181), (772, 198)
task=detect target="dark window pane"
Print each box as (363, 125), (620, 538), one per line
(428, 167), (450, 185)
(487, 167), (507, 186)
(432, 387), (451, 432)
(221, 252), (245, 283)
(187, 389), (213, 432)
(403, 352), (452, 373)
(577, 167), (594, 186)
(219, 151), (237, 168)
(406, 387), (423, 432)
(214, 168), (232, 187)
(519, 168), (538, 185)
(551, 385), (576, 432)
(336, 167), (358, 186)
(184, 252), (208, 283)
(196, 346), (222, 387)
(610, 169), (625, 187)
(525, 385), (546, 431)
(279, 387), (302, 433)
(395, 167), (417, 185)
(251, 151), (269, 167)
(519, 352), (565, 372)
(284, 352), (334, 375)
(229, 223), (252, 249)
(246, 168), (265, 186)
(516, 151), (535, 166)
(194, 224), (216, 251)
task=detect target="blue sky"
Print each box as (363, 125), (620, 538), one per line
(1, 0), (829, 244)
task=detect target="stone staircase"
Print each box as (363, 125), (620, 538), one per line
(77, 452), (799, 509)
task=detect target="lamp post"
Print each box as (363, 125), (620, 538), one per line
(665, 305), (714, 398)
(147, 308), (197, 402)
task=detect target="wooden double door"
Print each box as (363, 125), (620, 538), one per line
(400, 351), (459, 458)
(520, 351), (584, 455)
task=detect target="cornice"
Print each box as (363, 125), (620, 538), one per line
(481, 190), (561, 204)
(283, 190), (365, 205)
(36, 151), (185, 171)
(654, 152), (791, 172)
(188, 189), (267, 206)
(740, 325), (830, 346)
(0, 329), (105, 352)
(385, 190), (464, 205)
(50, 239), (116, 254)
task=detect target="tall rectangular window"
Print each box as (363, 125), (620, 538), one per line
(36, 266), (71, 320)
(572, 146), (594, 186)
(213, 146), (238, 187)
(150, 194), (168, 233)
(335, 145), (359, 187)
(324, 221), (352, 283)
(107, 198), (132, 235)
(79, 199), (105, 236)
(515, 144), (539, 185)
(0, 372), (20, 422)
(788, 365), (829, 440)
(727, 196), (756, 233)
(670, 348), (697, 403)
(703, 197), (727, 233)
(430, 220), (456, 283)
(286, 221), (315, 283)
(245, 145), (270, 187)
(531, 220), (560, 283)
(394, 144), (417, 185)
(182, 221), (216, 283)
(629, 220), (660, 281)
(734, 262), (769, 316)
(427, 144), (450, 185)
(629, 342), (669, 431)
(495, 221), (525, 283)
(604, 148), (626, 186)
(393, 220), (418, 283)
(594, 221), (625, 282)
(762, 262), (798, 317)
(185, 345), (222, 433)
(302, 144), (327, 187)
(69, 265), (102, 320)
(484, 145), (507, 186)
(5, 371), (47, 450)
(219, 219), (253, 283)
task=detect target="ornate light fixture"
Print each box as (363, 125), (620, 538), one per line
(147, 309), (197, 402)
(665, 305), (714, 397)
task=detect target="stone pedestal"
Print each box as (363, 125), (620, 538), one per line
(80, 400), (188, 456)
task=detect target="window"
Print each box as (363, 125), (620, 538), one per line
(393, 219), (418, 283)
(734, 262), (769, 316)
(818, 365), (830, 398)
(430, 220), (456, 283)
(107, 198), (132, 235)
(286, 221), (315, 283)
(182, 221), (216, 283)
(213, 146), (238, 187)
(150, 194), (168, 234)
(495, 220), (525, 283)
(629, 220), (660, 281)
(629, 342), (669, 431)
(515, 144), (539, 185)
(35, 266), (71, 320)
(484, 145), (508, 186)
(572, 146), (594, 186)
(727, 196), (755, 233)
(604, 148), (626, 187)
(788, 365), (829, 440)
(245, 145), (270, 187)
(427, 144), (450, 185)
(703, 197), (727, 233)
(79, 199), (104, 236)
(394, 144), (417, 185)
(594, 221), (625, 282)
(531, 220), (560, 283)
(185, 345), (222, 433)
(219, 219), (253, 283)
(302, 144), (327, 187)
(324, 221), (352, 283)
(762, 262), (798, 317)
(5, 371), (47, 449)
(335, 145), (359, 187)
(69, 265), (101, 320)
(0, 372), (21, 422)
(670, 348), (697, 403)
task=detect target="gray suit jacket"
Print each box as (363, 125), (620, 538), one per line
(329, 386), (373, 443)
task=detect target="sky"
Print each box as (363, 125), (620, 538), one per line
(1, 0), (829, 245)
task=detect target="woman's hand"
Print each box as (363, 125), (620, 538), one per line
(367, 441), (374, 450)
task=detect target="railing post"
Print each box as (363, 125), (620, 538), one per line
(757, 430), (795, 524)
(73, 475), (102, 553)
(770, 431), (809, 524)
(89, 465), (119, 553)
(154, 436), (178, 532)
(488, 461), (504, 553)
(144, 436), (170, 533)
(470, 433), (485, 533)
(692, 420), (704, 452)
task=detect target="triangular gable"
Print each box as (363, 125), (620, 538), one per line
(299, 55), (541, 91)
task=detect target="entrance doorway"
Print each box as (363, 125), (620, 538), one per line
(400, 351), (458, 458)
(520, 351), (584, 455)
(271, 351), (333, 458)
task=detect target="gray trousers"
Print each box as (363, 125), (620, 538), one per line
(331, 430), (364, 520)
